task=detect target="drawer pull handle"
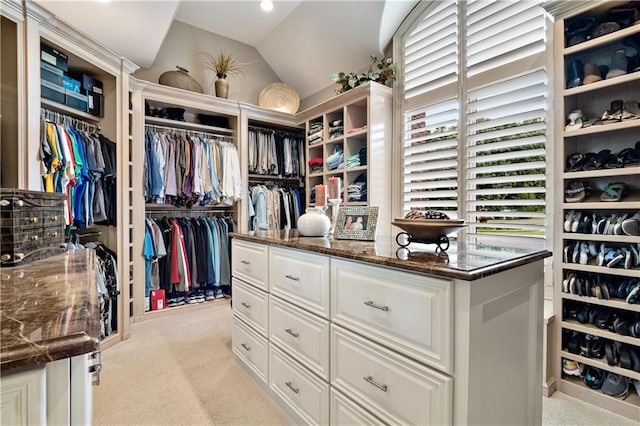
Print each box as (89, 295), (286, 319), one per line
(285, 381), (300, 394)
(30, 235), (39, 241)
(51, 216), (59, 221)
(49, 232), (59, 237)
(30, 217), (39, 223)
(363, 376), (388, 392)
(241, 343), (251, 351)
(364, 301), (389, 312)
(241, 302), (251, 309)
(240, 260), (251, 265)
(285, 328), (299, 338)
(285, 274), (300, 282)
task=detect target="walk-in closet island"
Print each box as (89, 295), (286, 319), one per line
(230, 230), (551, 425)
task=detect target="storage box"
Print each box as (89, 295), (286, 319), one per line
(40, 42), (68, 72)
(150, 289), (166, 311)
(64, 89), (88, 112)
(87, 92), (104, 117)
(82, 74), (103, 95)
(40, 61), (63, 86)
(62, 75), (81, 93)
(41, 79), (65, 104)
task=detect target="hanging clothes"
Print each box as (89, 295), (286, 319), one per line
(247, 184), (305, 231)
(248, 127), (305, 179)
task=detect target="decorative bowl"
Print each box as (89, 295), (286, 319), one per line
(259, 83), (300, 114)
(391, 218), (467, 241)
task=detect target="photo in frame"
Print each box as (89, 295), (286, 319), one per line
(333, 206), (379, 241)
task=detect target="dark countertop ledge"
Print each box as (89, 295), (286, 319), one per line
(231, 230), (552, 281)
(1, 249), (100, 374)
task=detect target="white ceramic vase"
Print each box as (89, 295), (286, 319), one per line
(296, 207), (330, 237)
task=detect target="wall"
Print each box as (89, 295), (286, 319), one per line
(133, 20), (283, 106)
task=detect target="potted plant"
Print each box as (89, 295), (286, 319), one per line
(200, 51), (244, 98)
(330, 55), (398, 94)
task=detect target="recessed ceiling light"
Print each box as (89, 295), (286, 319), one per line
(260, 0), (274, 12)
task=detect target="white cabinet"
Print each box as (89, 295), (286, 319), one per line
(331, 258), (453, 373)
(331, 325), (452, 426)
(269, 246), (330, 319)
(0, 367), (46, 426)
(231, 239), (269, 291)
(232, 318), (269, 386)
(233, 279), (269, 337)
(329, 388), (384, 426)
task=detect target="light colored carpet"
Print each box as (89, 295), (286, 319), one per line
(94, 299), (635, 425)
(93, 299), (290, 425)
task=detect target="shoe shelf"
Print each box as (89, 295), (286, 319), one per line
(564, 117), (640, 136)
(563, 195), (640, 210)
(562, 292), (640, 313)
(561, 351), (640, 382)
(564, 23), (640, 56)
(562, 233), (640, 244)
(559, 376), (640, 421)
(41, 98), (101, 122)
(563, 166), (640, 179)
(562, 263), (640, 278)
(563, 320), (640, 346)
(563, 71), (640, 96)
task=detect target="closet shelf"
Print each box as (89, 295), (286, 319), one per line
(563, 24), (640, 55)
(561, 351), (640, 381)
(145, 116), (235, 135)
(563, 119), (640, 137)
(561, 233), (640, 244)
(562, 320), (640, 346)
(563, 166), (640, 179)
(41, 98), (100, 122)
(563, 71), (640, 96)
(563, 194), (640, 210)
(145, 203), (234, 212)
(247, 174), (303, 182)
(562, 292), (640, 313)
(559, 377), (640, 419)
(346, 128), (368, 138)
(562, 263), (640, 278)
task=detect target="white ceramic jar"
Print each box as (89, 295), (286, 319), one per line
(297, 207), (330, 237)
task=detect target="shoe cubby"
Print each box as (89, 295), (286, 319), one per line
(551, 2), (640, 420)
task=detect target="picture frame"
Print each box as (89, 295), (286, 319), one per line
(334, 206), (379, 241)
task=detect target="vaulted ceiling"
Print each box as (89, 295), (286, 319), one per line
(33, 0), (418, 98)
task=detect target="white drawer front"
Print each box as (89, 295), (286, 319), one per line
(232, 279), (269, 337)
(232, 319), (268, 385)
(331, 325), (452, 426)
(270, 345), (329, 425)
(270, 296), (330, 380)
(331, 258), (453, 372)
(269, 247), (330, 319)
(330, 388), (386, 426)
(232, 240), (268, 291)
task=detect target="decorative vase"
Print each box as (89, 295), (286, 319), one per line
(215, 73), (229, 98)
(158, 66), (204, 93)
(296, 207), (330, 237)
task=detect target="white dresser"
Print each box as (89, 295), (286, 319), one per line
(231, 235), (548, 425)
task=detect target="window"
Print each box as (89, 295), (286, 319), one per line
(397, 0), (547, 242)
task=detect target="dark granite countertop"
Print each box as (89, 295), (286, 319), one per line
(231, 230), (551, 281)
(1, 249), (99, 373)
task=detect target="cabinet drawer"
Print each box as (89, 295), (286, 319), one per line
(331, 258), (453, 372)
(331, 325), (452, 426)
(270, 247), (330, 319)
(330, 388), (386, 426)
(270, 345), (329, 426)
(232, 279), (269, 337)
(232, 318), (268, 385)
(270, 296), (330, 380)
(232, 240), (268, 291)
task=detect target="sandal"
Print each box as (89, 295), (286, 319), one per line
(565, 180), (591, 202)
(583, 149), (612, 170)
(566, 152), (587, 171)
(622, 100), (640, 120)
(600, 182), (628, 201)
(566, 110), (584, 131)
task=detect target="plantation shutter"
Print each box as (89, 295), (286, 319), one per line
(465, 1), (547, 237)
(402, 1), (459, 216)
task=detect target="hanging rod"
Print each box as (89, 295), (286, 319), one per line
(249, 125), (304, 139)
(41, 108), (100, 133)
(145, 123), (234, 142)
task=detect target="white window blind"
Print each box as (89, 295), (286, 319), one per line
(403, 98), (459, 216)
(466, 69), (547, 236)
(404, 1), (458, 106)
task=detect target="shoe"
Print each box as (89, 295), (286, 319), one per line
(566, 59), (584, 88)
(621, 214), (640, 236)
(214, 288), (224, 299)
(601, 373), (629, 398)
(605, 341), (620, 366)
(583, 62), (602, 84)
(583, 366), (606, 389)
(566, 110), (584, 130)
(606, 49), (628, 79)
(205, 289), (215, 301)
(626, 283), (640, 304)
(562, 358), (581, 376)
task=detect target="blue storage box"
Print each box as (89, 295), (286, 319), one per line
(64, 89), (88, 112)
(40, 62), (63, 86)
(41, 79), (65, 104)
(62, 75), (81, 94)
